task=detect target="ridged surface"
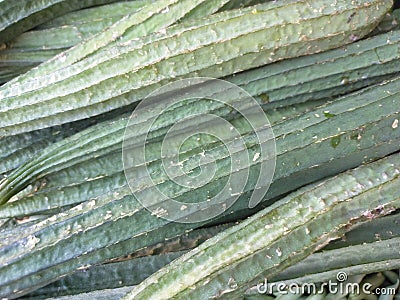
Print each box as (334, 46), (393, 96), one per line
(0, 0), (220, 88)
(25, 252), (185, 299)
(0, 99), (326, 215)
(1, 76), (399, 210)
(36, 0), (148, 29)
(0, 0), (122, 43)
(0, 0), (233, 173)
(122, 153), (400, 299)
(0, 0), (391, 135)
(3, 22), (400, 176)
(262, 237), (400, 291)
(0, 78), (399, 297)
(0, 0), (232, 83)
(28, 213), (400, 298)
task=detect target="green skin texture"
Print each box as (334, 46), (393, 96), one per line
(26, 213), (399, 298)
(0, 74), (399, 212)
(0, 0), (392, 135)
(2, 25), (400, 176)
(369, 8), (400, 36)
(0, 0), (233, 174)
(0, 78), (399, 298)
(123, 153), (400, 299)
(36, 1), (149, 30)
(0, 0), (229, 84)
(0, 4), (397, 84)
(1, 3), (396, 177)
(0, 99), (327, 216)
(0, 0), (123, 44)
(1, 0), (230, 87)
(1, 28), (400, 206)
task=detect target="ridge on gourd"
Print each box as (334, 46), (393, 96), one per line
(3, 27), (400, 177)
(27, 213), (399, 298)
(324, 211), (400, 250)
(0, 0), (232, 80)
(24, 252), (186, 299)
(1, 27), (400, 180)
(3, 1), (147, 51)
(0, 74), (399, 209)
(0, 0), (123, 44)
(1, 2), (396, 85)
(2, 23), (400, 197)
(0, 0), (235, 173)
(0, 78), (399, 297)
(122, 152), (400, 299)
(36, 0), (149, 30)
(0, 98), (327, 214)
(0, 0), (392, 136)
(369, 8), (400, 36)
(0, 0), (231, 88)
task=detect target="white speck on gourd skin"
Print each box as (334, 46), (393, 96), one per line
(26, 235), (40, 249)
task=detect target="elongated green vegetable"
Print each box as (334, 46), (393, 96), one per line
(0, 119), (100, 174)
(0, 0), (234, 173)
(0, 0), (391, 136)
(3, 23), (400, 191)
(324, 211), (400, 250)
(1, 0), (230, 88)
(0, 0), (122, 44)
(34, 286), (136, 300)
(258, 212), (400, 287)
(0, 98), (327, 215)
(26, 251), (186, 299)
(3, 1), (396, 85)
(35, 0), (148, 30)
(122, 152), (400, 299)
(0, 76), (399, 298)
(0, 0), (229, 84)
(1, 74), (399, 211)
(27, 213), (400, 298)
(4, 25), (400, 175)
(369, 8), (400, 36)
(23, 252), (185, 299)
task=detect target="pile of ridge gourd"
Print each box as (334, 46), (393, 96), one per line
(0, 0), (400, 299)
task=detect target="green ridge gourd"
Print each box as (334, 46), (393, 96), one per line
(27, 213), (400, 298)
(0, 77), (399, 297)
(0, 0), (392, 135)
(0, 0), (122, 43)
(122, 153), (400, 299)
(0, 0), (234, 84)
(3, 26), (400, 176)
(0, 74), (399, 209)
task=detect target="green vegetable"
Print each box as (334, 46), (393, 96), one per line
(27, 212), (400, 298)
(368, 8), (400, 36)
(0, 0), (390, 136)
(0, 0), (122, 44)
(1, 75), (399, 210)
(122, 152), (400, 299)
(4, 26), (400, 175)
(1, 0), (229, 87)
(0, 75), (399, 297)
(36, 0), (148, 30)
(24, 252), (184, 299)
(0, 0), (229, 84)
